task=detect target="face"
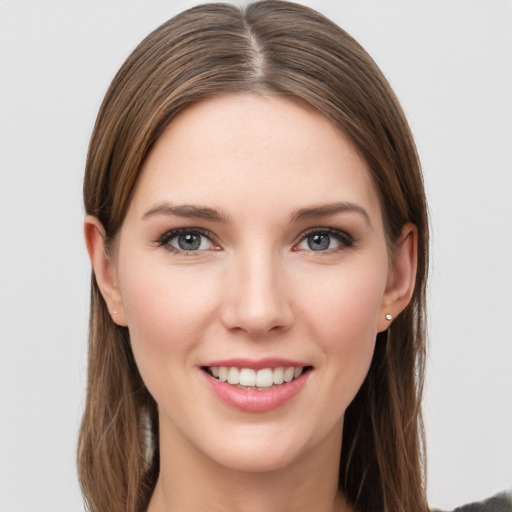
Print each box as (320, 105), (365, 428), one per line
(110, 95), (397, 472)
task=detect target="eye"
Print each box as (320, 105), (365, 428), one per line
(157, 228), (218, 253)
(295, 228), (353, 252)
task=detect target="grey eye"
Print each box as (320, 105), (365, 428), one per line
(178, 233), (201, 250)
(169, 231), (214, 251)
(296, 229), (353, 252)
(307, 233), (331, 251)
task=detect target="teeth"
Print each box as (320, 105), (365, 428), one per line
(273, 367), (284, 385)
(256, 368), (273, 387)
(283, 367), (294, 382)
(227, 367), (240, 385)
(208, 366), (306, 388)
(218, 366), (228, 382)
(239, 368), (256, 386)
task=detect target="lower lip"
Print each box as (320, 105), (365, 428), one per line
(203, 370), (310, 413)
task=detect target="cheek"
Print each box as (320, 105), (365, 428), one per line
(295, 262), (387, 395)
(297, 262), (387, 344)
(116, 257), (220, 380)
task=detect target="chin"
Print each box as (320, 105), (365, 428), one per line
(196, 418), (341, 475)
(206, 440), (305, 474)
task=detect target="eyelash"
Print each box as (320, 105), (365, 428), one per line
(293, 227), (354, 253)
(155, 227), (354, 255)
(156, 228), (219, 255)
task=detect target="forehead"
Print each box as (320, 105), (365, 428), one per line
(128, 94), (382, 224)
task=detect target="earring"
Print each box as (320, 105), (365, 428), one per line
(112, 310), (118, 315)
(385, 314), (393, 321)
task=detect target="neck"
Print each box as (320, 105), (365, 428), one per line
(147, 415), (349, 512)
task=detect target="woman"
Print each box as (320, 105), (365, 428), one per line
(79, 1), (428, 511)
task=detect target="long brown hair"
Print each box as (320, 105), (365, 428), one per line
(79, 2), (429, 511)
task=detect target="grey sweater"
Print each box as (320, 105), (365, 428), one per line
(432, 490), (512, 512)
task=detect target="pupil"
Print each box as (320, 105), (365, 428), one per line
(308, 233), (330, 251)
(178, 233), (201, 251)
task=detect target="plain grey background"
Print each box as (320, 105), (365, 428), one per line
(1, 1), (511, 510)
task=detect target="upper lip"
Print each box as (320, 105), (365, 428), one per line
(201, 357), (310, 371)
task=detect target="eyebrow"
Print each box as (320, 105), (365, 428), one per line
(143, 201), (371, 227)
(142, 202), (229, 222)
(289, 202), (372, 227)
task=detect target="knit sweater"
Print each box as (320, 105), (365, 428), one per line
(432, 490), (512, 512)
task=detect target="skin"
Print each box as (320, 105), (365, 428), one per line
(85, 95), (417, 512)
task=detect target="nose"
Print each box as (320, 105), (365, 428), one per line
(220, 250), (294, 337)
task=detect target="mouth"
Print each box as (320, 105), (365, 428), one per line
(201, 360), (313, 413)
(201, 365), (313, 391)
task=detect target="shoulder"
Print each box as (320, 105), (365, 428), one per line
(431, 490), (512, 512)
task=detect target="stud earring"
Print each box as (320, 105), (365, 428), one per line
(385, 314), (393, 321)
(112, 310), (118, 315)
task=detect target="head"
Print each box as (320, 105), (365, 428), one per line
(79, 2), (428, 512)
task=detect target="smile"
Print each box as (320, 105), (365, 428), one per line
(201, 360), (312, 413)
(205, 366), (308, 389)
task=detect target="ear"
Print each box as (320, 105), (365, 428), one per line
(377, 223), (418, 332)
(84, 215), (127, 326)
